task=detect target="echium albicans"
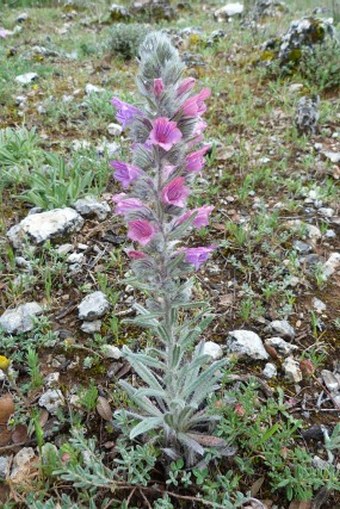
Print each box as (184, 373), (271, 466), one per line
(111, 32), (227, 465)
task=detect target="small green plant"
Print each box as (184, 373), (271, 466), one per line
(27, 348), (44, 389)
(0, 127), (44, 189)
(108, 23), (149, 59)
(299, 39), (340, 92)
(20, 153), (96, 209)
(78, 383), (99, 413)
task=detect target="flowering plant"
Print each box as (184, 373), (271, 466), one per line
(111, 32), (226, 465)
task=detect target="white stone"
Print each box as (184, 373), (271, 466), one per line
(67, 252), (84, 265)
(227, 330), (268, 360)
(0, 456), (9, 478)
(96, 141), (119, 157)
(263, 362), (277, 379)
(74, 196), (110, 221)
(7, 208), (84, 248)
(283, 357), (302, 383)
(318, 207), (334, 218)
(16, 12), (29, 22)
(215, 2), (244, 21)
(322, 252), (340, 279)
(102, 344), (122, 360)
(57, 243), (73, 255)
(312, 298), (326, 313)
(80, 320), (102, 334)
(72, 139), (91, 151)
(45, 372), (60, 387)
(289, 83), (303, 92)
(15, 72), (38, 85)
(78, 291), (110, 321)
(265, 337), (298, 356)
(0, 302), (43, 334)
(38, 389), (65, 415)
(321, 370), (340, 393)
(107, 123), (123, 137)
(323, 151), (340, 164)
(199, 341), (223, 360)
(10, 448), (35, 480)
(85, 83), (105, 95)
(266, 320), (295, 339)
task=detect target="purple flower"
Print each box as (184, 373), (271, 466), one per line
(111, 160), (142, 189)
(127, 220), (156, 246)
(113, 195), (145, 217)
(153, 78), (164, 97)
(183, 246), (216, 270)
(176, 205), (214, 228)
(149, 117), (182, 151)
(126, 250), (147, 260)
(181, 88), (211, 117)
(111, 97), (142, 128)
(161, 177), (189, 208)
(177, 77), (196, 96)
(185, 145), (210, 173)
(0, 28), (9, 39)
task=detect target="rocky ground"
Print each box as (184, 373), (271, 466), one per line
(0, 0), (339, 508)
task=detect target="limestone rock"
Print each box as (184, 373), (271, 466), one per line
(0, 456), (9, 479)
(10, 448), (36, 481)
(85, 83), (105, 95)
(283, 357), (302, 383)
(198, 341), (223, 360)
(266, 320), (295, 339)
(227, 330), (268, 360)
(322, 252), (340, 279)
(74, 196), (110, 221)
(102, 345), (122, 360)
(0, 302), (43, 334)
(38, 389), (65, 415)
(214, 3), (244, 21)
(78, 292), (110, 321)
(265, 337), (298, 356)
(263, 362), (277, 379)
(81, 320), (102, 334)
(15, 72), (38, 85)
(321, 370), (340, 393)
(7, 208), (84, 248)
(295, 95), (320, 135)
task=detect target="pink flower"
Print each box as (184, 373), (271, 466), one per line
(161, 177), (189, 208)
(181, 88), (211, 117)
(0, 28), (9, 39)
(126, 250), (147, 260)
(127, 220), (156, 246)
(153, 78), (164, 97)
(114, 196), (145, 216)
(177, 77), (196, 96)
(149, 117), (182, 151)
(185, 145), (210, 173)
(110, 161), (142, 189)
(183, 246), (216, 270)
(111, 98), (142, 128)
(176, 205), (214, 228)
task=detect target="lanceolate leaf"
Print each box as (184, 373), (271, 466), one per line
(130, 417), (163, 439)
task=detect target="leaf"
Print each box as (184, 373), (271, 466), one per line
(129, 417), (163, 439)
(0, 394), (15, 425)
(288, 502), (311, 509)
(250, 476), (265, 497)
(187, 433), (227, 448)
(96, 397), (112, 421)
(11, 424), (28, 444)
